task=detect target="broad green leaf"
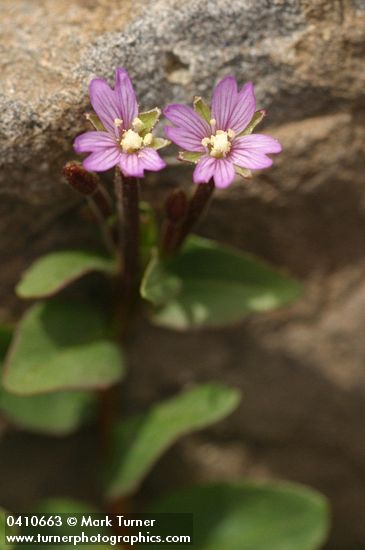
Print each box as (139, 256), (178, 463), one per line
(107, 384), (241, 499)
(141, 236), (302, 330)
(147, 481), (329, 550)
(0, 507), (18, 550)
(3, 301), (125, 395)
(178, 151), (203, 164)
(238, 109), (267, 136)
(193, 96), (211, 122)
(0, 326), (95, 434)
(0, 389), (94, 435)
(139, 108), (161, 135)
(16, 250), (116, 299)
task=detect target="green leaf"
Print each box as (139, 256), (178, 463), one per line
(193, 96), (211, 122)
(106, 384), (241, 499)
(141, 236), (302, 330)
(178, 151), (203, 164)
(0, 507), (19, 550)
(0, 326), (95, 434)
(16, 250), (116, 299)
(3, 301), (125, 395)
(0, 389), (94, 435)
(147, 481), (329, 550)
(238, 109), (267, 136)
(139, 108), (161, 136)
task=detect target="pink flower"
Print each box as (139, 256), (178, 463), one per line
(74, 67), (167, 177)
(164, 76), (282, 188)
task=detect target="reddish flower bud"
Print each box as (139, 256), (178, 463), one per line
(63, 161), (99, 195)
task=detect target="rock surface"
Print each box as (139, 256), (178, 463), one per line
(1, 1), (365, 548)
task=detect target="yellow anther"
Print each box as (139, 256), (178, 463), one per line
(143, 133), (153, 146)
(132, 117), (144, 132)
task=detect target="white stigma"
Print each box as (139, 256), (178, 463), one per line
(120, 129), (143, 153)
(202, 129), (232, 158)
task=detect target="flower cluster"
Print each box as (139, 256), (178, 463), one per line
(74, 68), (282, 188)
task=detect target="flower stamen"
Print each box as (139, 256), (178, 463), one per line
(201, 129), (234, 158)
(132, 117), (144, 133)
(143, 133), (153, 146)
(120, 129), (143, 153)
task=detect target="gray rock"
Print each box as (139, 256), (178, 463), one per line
(0, 1), (365, 548)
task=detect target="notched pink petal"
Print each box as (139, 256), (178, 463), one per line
(193, 155), (216, 184)
(228, 82), (256, 133)
(119, 153), (145, 178)
(89, 78), (121, 135)
(212, 158), (235, 188)
(235, 134), (282, 153)
(230, 148), (273, 170)
(74, 131), (116, 153)
(138, 148), (166, 172)
(164, 104), (210, 139)
(114, 67), (138, 129)
(164, 126), (205, 152)
(211, 76), (238, 131)
(83, 147), (121, 172)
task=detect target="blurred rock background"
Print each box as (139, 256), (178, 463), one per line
(0, 1), (365, 548)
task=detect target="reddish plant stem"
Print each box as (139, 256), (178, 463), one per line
(114, 169), (141, 335)
(160, 189), (188, 258)
(162, 179), (215, 257)
(98, 173), (142, 537)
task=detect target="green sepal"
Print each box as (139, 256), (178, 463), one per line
(138, 108), (161, 136)
(85, 112), (106, 131)
(178, 151), (203, 164)
(193, 96), (211, 122)
(234, 165), (253, 179)
(238, 109), (267, 136)
(150, 137), (170, 150)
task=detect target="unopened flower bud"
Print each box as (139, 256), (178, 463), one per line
(63, 161), (99, 195)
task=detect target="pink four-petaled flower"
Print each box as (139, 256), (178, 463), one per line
(164, 76), (282, 188)
(74, 67), (166, 178)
